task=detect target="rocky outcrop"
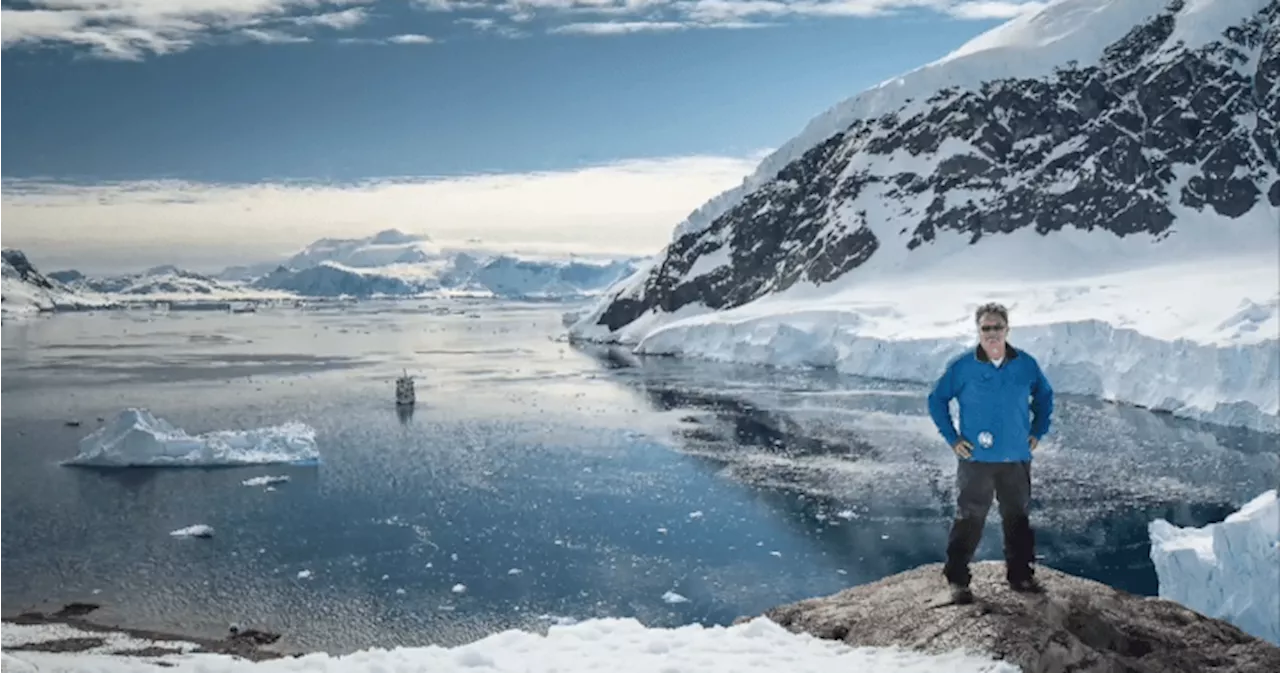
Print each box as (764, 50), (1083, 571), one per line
(749, 561), (1280, 673)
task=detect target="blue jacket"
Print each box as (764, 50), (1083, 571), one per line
(927, 344), (1054, 462)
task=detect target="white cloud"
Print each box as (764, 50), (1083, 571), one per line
(548, 18), (772, 34)
(945, 1), (1044, 19)
(0, 154), (763, 274)
(1, 0), (1045, 56)
(240, 28), (311, 43)
(289, 7), (371, 29)
(437, 0), (1045, 36)
(0, 0), (372, 59)
(386, 33), (436, 43)
(550, 21), (689, 34)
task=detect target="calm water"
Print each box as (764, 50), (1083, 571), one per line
(3, 301), (1277, 654)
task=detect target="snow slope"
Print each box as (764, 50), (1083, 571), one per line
(570, 0), (1280, 432)
(0, 616), (1019, 672)
(1149, 489), (1280, 645)
(64, 409), (320, 467)
(1, 249), (114, 317)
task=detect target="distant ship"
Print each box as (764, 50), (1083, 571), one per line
(395, 370), (416, 407)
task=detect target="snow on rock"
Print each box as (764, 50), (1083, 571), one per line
(571, 0), (1280, 433)
(1149, 489), (1280, 646)
(64, 409), (319, 468)
(755, 561), (1280, 673)
(1, 248), (114, 317)
(0, 615), (1021, 672)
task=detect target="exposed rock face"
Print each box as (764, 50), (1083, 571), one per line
(589, 0), (1279, 334)
(752, 562), (1280, 673)
(1, 249), (57, 290)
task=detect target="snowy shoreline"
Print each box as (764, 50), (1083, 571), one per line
(569, 260), (1280, 435)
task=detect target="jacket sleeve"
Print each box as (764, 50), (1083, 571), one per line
(1029, 358), (1054, 440)
(927, 359), (961, 446)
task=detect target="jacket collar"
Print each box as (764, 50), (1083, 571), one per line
(975, 343), (1019, 363)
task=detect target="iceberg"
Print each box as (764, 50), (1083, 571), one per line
(1149, 489), (1279, 645)
(65, 409), (320, 468)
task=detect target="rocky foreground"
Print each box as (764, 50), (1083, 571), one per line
(748, 561), (1280, 673)
(7, 562), (1279, 671)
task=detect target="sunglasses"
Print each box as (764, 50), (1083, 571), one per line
(980, 324), (1007, 333)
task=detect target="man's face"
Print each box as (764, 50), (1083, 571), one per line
(978, 313), (1007, 350)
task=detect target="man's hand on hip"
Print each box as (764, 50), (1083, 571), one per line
(952, 439), (973, 459)
(1029, 436), (1039, 452)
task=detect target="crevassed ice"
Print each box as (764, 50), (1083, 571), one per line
(1149, 489), (1280, 645)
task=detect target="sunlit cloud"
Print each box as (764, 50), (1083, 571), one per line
(0, 0), (1047, 59)
(1, 154), (766, 274)
(0, 0), (374, 59)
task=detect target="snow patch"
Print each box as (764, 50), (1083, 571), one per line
(0, 616), (1020, 672)
(64, 409), (320, 468)
(1149, 489), (1279, 645)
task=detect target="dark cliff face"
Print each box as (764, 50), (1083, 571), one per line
(595, 0), (1278, 333)
(1, 249), (56, 290)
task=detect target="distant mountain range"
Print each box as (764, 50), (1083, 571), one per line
(2, 229), (646, 316)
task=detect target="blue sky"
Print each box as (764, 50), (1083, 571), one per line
(0, 0), (1041, 273)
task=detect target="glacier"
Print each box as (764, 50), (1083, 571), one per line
(64, 409), (320, 468)
(1149, 489), (1280, 646)
(569, 0), (1280, 434)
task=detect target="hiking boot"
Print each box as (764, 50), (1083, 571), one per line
(949, 583), (974, 604)
(1009, 576), (1044, 593)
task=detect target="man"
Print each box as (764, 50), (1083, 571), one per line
(926, 302), (1054, 603)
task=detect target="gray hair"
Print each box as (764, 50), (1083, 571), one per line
(974, 302), (1009, 325)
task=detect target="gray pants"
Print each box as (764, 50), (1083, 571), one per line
(943, 460), (1035, 586)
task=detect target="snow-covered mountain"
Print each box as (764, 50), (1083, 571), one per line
(283, 228), (442, 269)
(252, 262), (425, 298)
(1, 249), (113, 316)
(231, 229), (644, 299)
(464, 256), (640, 298)
(63, 265), (247, 296)
(570, 0), (1279, 432)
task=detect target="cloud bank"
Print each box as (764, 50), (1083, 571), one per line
(1, 154), (764, 274)
(1, 0), (1047, 59)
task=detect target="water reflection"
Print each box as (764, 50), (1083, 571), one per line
(576, 344), (1280, 595)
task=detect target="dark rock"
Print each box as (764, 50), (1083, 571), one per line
(228, 628), (282, 647)
(8, 637), (107, 653)
(745, 561), (1280, 673)
(52, 602), (100, 618)
(1, 249), (56, 290)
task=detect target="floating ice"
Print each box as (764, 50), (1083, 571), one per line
(1149, 489), (1279, 645)
(64, 409), (319, 468)
(242, 475), (291, 487)
(170, 525), (214, 538)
